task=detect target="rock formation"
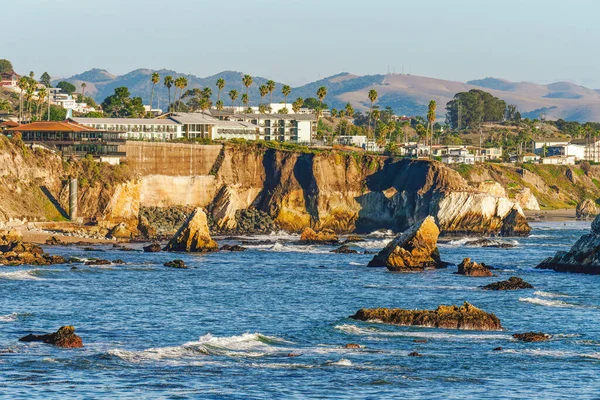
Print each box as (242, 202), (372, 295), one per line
(515, 188), (540, 211)
(106, 222), (133, 239)
(19, 326), (83, 348)
(164, 259), (187, 268)
(367, 216), (446, 271)
(537, 215), (600, 274)
(513, 332), (550, 342)
(299, 228), (339, 244)
(482, 277), (533, 290)
(350, 302), (502, 331)
(331, 245), (358, 254)
(164, 208), (218, 252)
(209, 185), (241, 231)
(576, 199), (597, 220)
(457, 258), (493, 277)
(0, 231), (66, 266)
(143, 243), (162, 252)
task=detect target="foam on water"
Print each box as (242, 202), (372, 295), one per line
(334, 324), (509, 341)
(108, 333), (289, 363)
(325, 358), (353, 366)
(0, 313), (17, 322)
(519, 297), (577, 308)
(534, 291), (571, 298)
(0, 270), (44, 280)
(501, 348), (600, 360)
(443, 237), (519, 248)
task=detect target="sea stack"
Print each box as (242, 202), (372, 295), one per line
(164, 208), (218, 252)
(350, 302), (502, 331)
(457, 258), (493, 277)
(367, 216), (446, 271)
(19, 326), (83, 348)
(536, 214), (600, 274)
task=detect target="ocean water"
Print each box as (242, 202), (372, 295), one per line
(1, 222), (600, 399)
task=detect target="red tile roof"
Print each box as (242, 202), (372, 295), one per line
(7, 121), (99, 132)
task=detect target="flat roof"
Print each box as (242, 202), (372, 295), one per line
(73, 117), (179, 125)
(168, 112), (219, 125)
(214, 120), (260, 129)
(210, 110), (316, 121)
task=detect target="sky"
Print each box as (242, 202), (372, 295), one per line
(3, 0), (600, 87)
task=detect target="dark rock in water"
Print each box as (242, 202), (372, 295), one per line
(344, 343), (361, 349)
(466, 238), (514, 248)
(164, 259), (187, 269)
(367, 216), (447, 271)
(414, 339), (428, 343)
(19, 326), (83, 348)
(343, 235), (364, 244)
(112, 259), (125, 264)
(493, 346), (503, 351)
(482, 277), (533, 291)
(143, 243), (162, 253)
(513, 332), (550, 342)
(408, 351), (422, 357)
(298, 228), (339, 244)
(537, 215), (600, 274)
(70, 266), (78, 270)
(45, 236), (66, 245)
(85, 258), (111, 266)
(350, 302), (502, 331)
(331, 245), (358, 254)
(83, 247), (104, 252)
(457, 258), (493, 277)
(0, 233), (66, 266)
(363, 250), (376, 255)
(164, 208), (219, 253)
(287, 353), (301, 357)
(241, 239), (274, 246)
(68, 257), (85, 264)
(113, 245), (136, 252)
(220, 244), (247, 252)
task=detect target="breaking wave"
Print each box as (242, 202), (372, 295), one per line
(533, 291), (571, 298)
(519, 297), (575, 308)
(0, 269), (44, 280)
(108, 333), (290, 363)
(334, 324), (509, 341)
(443, 238), (518, 248)
(0, 313), (18, 322)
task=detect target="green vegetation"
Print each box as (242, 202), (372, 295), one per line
(445, 89), (512, 130)
(0, 59), (13, 74)
(101, 87), (145, 118)
(56, 81), (77, 95)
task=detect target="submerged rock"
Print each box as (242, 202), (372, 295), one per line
(331, 245), (358, 254)
(537, 214), (600, 274)
(482, 277), (533, 291)
(344, 343), (361, 349)
(367, 216), (446, 271)
(350, 302), (502, 331)
(408, 351), (422, 357)
(299, 228), (339, 244)
(343, 235), (364, 244)
(513, 332), (550, 342)
(164, 208), (218, 252)
(85, 258), (111, 266)
(457, 258), (493, 277)
(164, 259), (187, 269)
(143, 243), (162, 253)
(465, 238), (514, 248)
(19, 326), (83, 348)
(220, 244), (247, 252)
(576, 199), (597, 220)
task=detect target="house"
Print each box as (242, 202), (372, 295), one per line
(0, 72), (18, 88)
(482, 147), (503, 160)
(6, 121), (125, 163)
(546, 143), (585, 161)
(541, 155), (575, 165)
(212, 120), (260, 140)
(571, 138), (600, 162)
(441, 147), (476, 164)
(533, 139), (570, 156)
(73, 117), (182, 140)
(335, 135), (367, 148)
(522, 153), (540, 163)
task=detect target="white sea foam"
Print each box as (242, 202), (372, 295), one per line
(108, 333), (289, 363)
(334, 324), (508, 341)
(356, 239), (390, 250)
(366, 230), (394, 238)
(519, 297), (575, 308)
(443, 237), (518, 248)
(325, 358), (353, 366)
(349, 262), (363, 266)
(0, 313), (17, 322)
(533, 291), (571, 298)
(0, 270), (43, 280)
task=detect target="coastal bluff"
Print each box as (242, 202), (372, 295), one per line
(0, 139), (530, 236)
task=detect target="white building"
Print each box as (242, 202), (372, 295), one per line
(546, 143), (585, 161)
(336, 135), (367, 148)
(571, 138), (600, 162)
(441, 147), (476, 164)
(533, 139), (570, 155)
(73, 117), (182, 140)
(541, 155), (576, 165)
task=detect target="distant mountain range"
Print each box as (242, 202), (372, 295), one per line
(53, 69), (600, 122)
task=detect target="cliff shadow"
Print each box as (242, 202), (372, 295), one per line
(293, 154), (319, 224)
(254, 148), (283, 211)
(40, 186), (69, 219)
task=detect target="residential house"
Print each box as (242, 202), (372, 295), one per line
(546, 143), (585, 161)
(441, 147), (476, 164)
(482, 147), (503, 160)
(522, 153), (540, 163)
(533, 139), (570, 156)
(571, 138), (600, 162)
(541, 155), (576, 165)
(0, 72), (18, 88)
(335, 135), (367, 148)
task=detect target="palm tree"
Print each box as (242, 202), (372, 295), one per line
(174, 77), (188, 111)
(229, 89), (238, 110)
(80, 82), (87, 97)
(241, 93), (249, 111)
(344, 103), (354, 136)
(292, 97), (304, 114)
(216, 78), (225, 102)
(266, 80), (276, 105)
(368, 89), (378, 137)
(215, 100), (224, 111)
(164, 76), (174, 111)
(150, 72), (160, 112)
(372, 109), (381, 139)
(316, 86), (327, 109)
(202, 87), (212, 101)
(242, 74), (253, 111)
(36, 87), (47, 120)
(259, 85), (268, 109)
(17, 76), (28, 122)
(282, 85), (291, 109)
(427, 100), (437, 154)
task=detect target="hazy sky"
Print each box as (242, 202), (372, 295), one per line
(4, 0), (599, 87)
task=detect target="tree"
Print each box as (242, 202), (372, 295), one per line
(0, 59), (13, 74)
(282, 85), (291, 109)
(229, 89), (238, 109)
(216, 78), (226, 102)
(164, 76), (174, 112)
(427, 100), (437, 151)
(150, 72), (160, 112)
(202, 87), (212, 101)
(316, 86), (327, 110)
(57, 81), (77, 95)
(101, 87), (145, 118)
(266, 80), (276, 105)
(368, 89), (378, 138)
(242, 74), (253, 110)
(81, 82), (87, 97)
(344, 102), (354, 136)
(292, 97), (304, 114)
(303, 97), (326, 110)
(215, 100), (224, 111)
(36, 87), (47, 121)
(173, 76), (188, 111)
(241, 93), (249, 110)
(445, 89), (506, 130)
(259, 85), (268, 109)
(39, 72), (51, 87)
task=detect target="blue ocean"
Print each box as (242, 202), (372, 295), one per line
(1, 221), (600, 399)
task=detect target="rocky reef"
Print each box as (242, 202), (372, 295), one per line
(537, 215), (600, 274)
(513, 332), (550, 342)
(164, 208), (218, 252)
(0, 230), (65, 266)
(19, 326), (83, 348)
(457, 258), (493, 277)
(367, 216), (446, 271)
(299, 228), (339, 244)
(482, 277), (533, 290)
(350, 302), (502, 331)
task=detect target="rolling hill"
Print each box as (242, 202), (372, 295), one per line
(53, 69), (600, 122)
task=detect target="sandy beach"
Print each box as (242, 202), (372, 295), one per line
(524, 209), (578, 222)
